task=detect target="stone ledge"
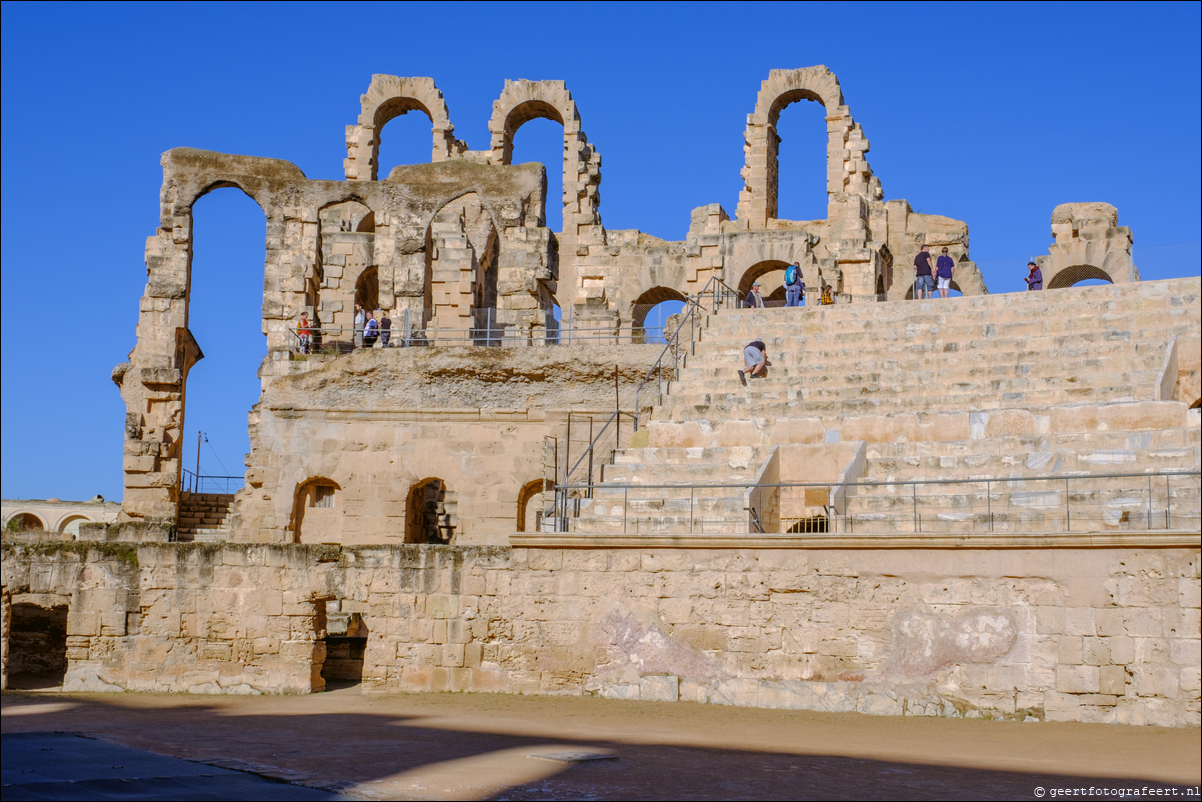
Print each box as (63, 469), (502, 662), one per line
(509, 531), (1202, 549)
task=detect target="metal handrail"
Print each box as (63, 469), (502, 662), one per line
(552, 469), (1202, 534)
(180, 468), (244, 495)
(554, 469), (1202, 492)
(631, 275), (740, 430)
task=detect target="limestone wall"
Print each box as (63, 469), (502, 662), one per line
(2, 540), (1197, 727)
(232, 344), (662, 544)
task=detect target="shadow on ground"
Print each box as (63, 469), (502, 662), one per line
(2, 689), (1198, 801)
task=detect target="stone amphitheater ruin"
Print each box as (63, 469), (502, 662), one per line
(2, 68), (1199, 727)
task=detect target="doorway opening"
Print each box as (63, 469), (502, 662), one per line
(320, 601), (368, 690)
(7, 601), (68, 690)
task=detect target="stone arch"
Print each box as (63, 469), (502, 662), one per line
(517, 478), (554, 533)
(291, 478), (341, 544)
(5, 512), (45, 531)
(56, 515), (92, 536)
(1047, 264), (1114, 290)
(738, 260), (793, 300)
(736, 67), (881, 226)
(488, 79), (601, 234)
(345, 75), (460, 180)
(629, 287), (688, 329)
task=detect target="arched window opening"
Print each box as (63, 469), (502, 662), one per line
(7, 601), (68, 689)
(375, 104), (435, 180)
(293, 478), (341, 544)
(511, 116), (565, 233)
(356, 212), (376, 233)
(517, 479), (555, 533)
(1048, 264), (1115, 290)
(184, 188), (265, 495)
(6, 512), (46, 532)
(630, 287), (687, 344)
(319, 600), (368, 690)
(774, 97), (829, 223)
(406, 478), (455, 543)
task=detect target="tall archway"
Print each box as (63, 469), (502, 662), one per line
(736, 67), (879, 226)
(1047, 264), (1114, 290)
(344, 76), (459, 181)
(488, 80), (601, 234)
(182, 186), (266, 495)
(774, 91), (831, 223)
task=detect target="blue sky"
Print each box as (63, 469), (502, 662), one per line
(2, 1), (1199, 502)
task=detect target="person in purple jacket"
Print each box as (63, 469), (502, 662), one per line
(935, 247), (955, 298)
(1025, 261), (1043, 291)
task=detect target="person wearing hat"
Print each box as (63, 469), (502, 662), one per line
(1025, 260), (1043, 291)
(744, 281), (766, 309)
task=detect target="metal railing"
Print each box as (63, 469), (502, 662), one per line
(551, 277), (741, 524)
(631, 276), (740, 429)
(552, 470), (1202, 535)
(180, 469), (244, 495)
(288, 306), (681, 354)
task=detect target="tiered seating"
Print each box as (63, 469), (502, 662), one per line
(564, 278), (1201, 535)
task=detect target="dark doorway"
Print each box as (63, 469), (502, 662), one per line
(320, 606), (367, 690)
(8, 603), (68, 689)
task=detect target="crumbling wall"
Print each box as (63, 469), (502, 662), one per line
(2, 540), (1197, 726)
(117, 151), (554, 523)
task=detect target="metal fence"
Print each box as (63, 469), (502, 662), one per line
(180, 469), (244, 495)
(289, 306), (681, 354)
(552, 470), (1202, 535)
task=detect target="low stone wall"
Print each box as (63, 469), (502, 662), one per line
(1, 540), (1197, 727)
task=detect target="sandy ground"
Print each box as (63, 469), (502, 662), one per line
(2, 687), (1198, 801)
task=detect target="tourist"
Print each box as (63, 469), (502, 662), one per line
(785, 262), (805, 307)
(913, 244), (934, 299)
(296, 311), (312, 354)
(745, 281), (766, 309)
(364, 311), (379, 348)
(379, 309), (392, 347)
(353, 303), (365, 349)
(935, 247), (955, 299)
(1025, 261), (1043, 291)
(738, 339), (768, 385)
(821, 284), (834, 305)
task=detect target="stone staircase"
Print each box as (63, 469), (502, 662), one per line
(177, 492), (235, 542)
(563, 278), (1202, 535)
